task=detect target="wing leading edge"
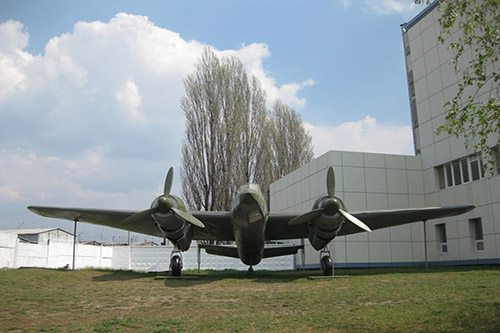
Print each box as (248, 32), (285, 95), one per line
(27, 206), (234, 241)
(29, 204), (474, 243)
(265, 205), (475, 240)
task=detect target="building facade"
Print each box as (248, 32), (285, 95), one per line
(270, 2), (500, 268)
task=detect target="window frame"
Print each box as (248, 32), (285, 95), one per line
(470, 218), (484, 252)
(437, 154), (486, 189)
(436, 223), (448, 254)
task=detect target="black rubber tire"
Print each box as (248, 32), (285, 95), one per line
(171, 255), (182, 277)
(321, 256), (333, 276)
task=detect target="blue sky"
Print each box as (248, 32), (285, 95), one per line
(0, 0), (429, 240)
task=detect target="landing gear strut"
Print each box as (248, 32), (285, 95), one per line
(248, 266), (254, 273)
(320, 248), (333, 276)
(170, 250), (183, 277)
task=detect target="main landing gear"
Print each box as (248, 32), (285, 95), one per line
(320, 248), (333, 276)
(170, 250), (183, 277)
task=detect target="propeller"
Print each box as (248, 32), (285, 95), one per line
(289, 167), (371, 232)
(121, 167), (205, 228)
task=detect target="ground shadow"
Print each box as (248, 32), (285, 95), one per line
(90, 265), (499, 285)
(91, 269), (160, 282)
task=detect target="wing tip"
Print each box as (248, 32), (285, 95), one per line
(27, 206), (39, 214)
(463, 205), (475, 213)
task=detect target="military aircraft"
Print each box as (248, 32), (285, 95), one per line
(28, 167), (474, 276)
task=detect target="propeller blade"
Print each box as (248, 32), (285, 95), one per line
(164, 167), (174, 196)
(338, 209), (372, 232)
(327, 167), (335, 198)
(288, 208), (324, 226)
(121, 207), (157, 225)
(172, 207), (205, 228)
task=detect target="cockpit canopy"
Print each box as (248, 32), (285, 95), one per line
(237, 183), (262, 193)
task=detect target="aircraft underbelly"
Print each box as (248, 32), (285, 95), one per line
(232, 201), (267, 265)
(234, 218), (266, 265)
(230, 184), (270, 266)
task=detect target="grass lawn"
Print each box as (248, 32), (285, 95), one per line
(0, 266), (499, 332)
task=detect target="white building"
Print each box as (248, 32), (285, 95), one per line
(270, 2), (500, 268)
(2, 228), (74, 244)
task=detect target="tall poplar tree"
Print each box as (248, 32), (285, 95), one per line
(181, 48), (313, 210)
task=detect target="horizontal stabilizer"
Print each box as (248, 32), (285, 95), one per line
(199, 244), (304, 259)
(199, 244), (239, 258)
(262, 245), (304, 258)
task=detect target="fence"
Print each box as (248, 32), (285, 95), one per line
(0, 233), (294, 271)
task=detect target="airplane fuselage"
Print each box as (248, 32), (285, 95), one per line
(230, 184), (268, 266)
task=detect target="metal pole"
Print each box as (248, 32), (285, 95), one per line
(423, 220), (428, 271)
(301, 239), (305, 270)
(197, 243), (201, 274)
(72, 219), (78, 270)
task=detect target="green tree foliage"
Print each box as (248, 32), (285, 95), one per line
(181, 48), (313, 210)
(418, 0), (499, 170)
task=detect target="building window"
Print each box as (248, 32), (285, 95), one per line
(492, 146), (500, 175)
(470, 218), (484, 252)
(18, 233), (39, 244)
(407, 70), (418, 129)
(470, 155), (484, 181)
(436, 223), (448, 254)
(436, 154), (485, 189)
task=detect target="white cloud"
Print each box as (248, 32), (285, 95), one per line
(0, 19), (29, 52)
(0, 184), (20, 201)
(0, 14), (314, 234)
(115, 81), (145, 122)
(363, 0), (423, 18)
(0, 20), (33, 101)
(304, 116), (414, 157)
(0, 148), (157, 208)
(0, 14), (311, 155)
(223, 43), (313, 108)
(338, 0), (351, 10)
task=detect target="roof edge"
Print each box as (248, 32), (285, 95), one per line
(402, 0), (440, 31)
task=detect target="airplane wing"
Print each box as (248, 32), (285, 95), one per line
(28, 206), (164, 237)
(265, 205), (475, 240)
(29, 204), (474, 242)
(27, 206), (235, 241)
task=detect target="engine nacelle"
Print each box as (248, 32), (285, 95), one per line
(152, 195), (193, 251)
(308, 196), (345, 250)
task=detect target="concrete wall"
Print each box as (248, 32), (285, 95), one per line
(0, 234), (294, 271)
(0, 235), (113, 269)
(270, 150), (431, 268)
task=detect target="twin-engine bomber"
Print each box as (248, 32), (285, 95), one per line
(28, 167), (474, 276)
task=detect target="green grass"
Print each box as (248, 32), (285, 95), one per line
(1, 266), (499, 332)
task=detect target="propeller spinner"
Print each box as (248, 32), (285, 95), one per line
(289, 167), (372, 232)
(121, 168), (205, 228)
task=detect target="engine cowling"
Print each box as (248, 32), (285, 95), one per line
(152, 194), (193, 251)
(308, 196), (345, 250)
(288, 167), (371, 249)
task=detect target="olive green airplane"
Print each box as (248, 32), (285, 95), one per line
(28, 167), (474, 276)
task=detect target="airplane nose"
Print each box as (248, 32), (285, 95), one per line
(232, 193), (264, 225)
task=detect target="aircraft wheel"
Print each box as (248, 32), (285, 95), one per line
(321, 256), (333, 276)
(171, 255), (182, 277)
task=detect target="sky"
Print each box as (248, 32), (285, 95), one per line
(0, 0), (430, 241)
